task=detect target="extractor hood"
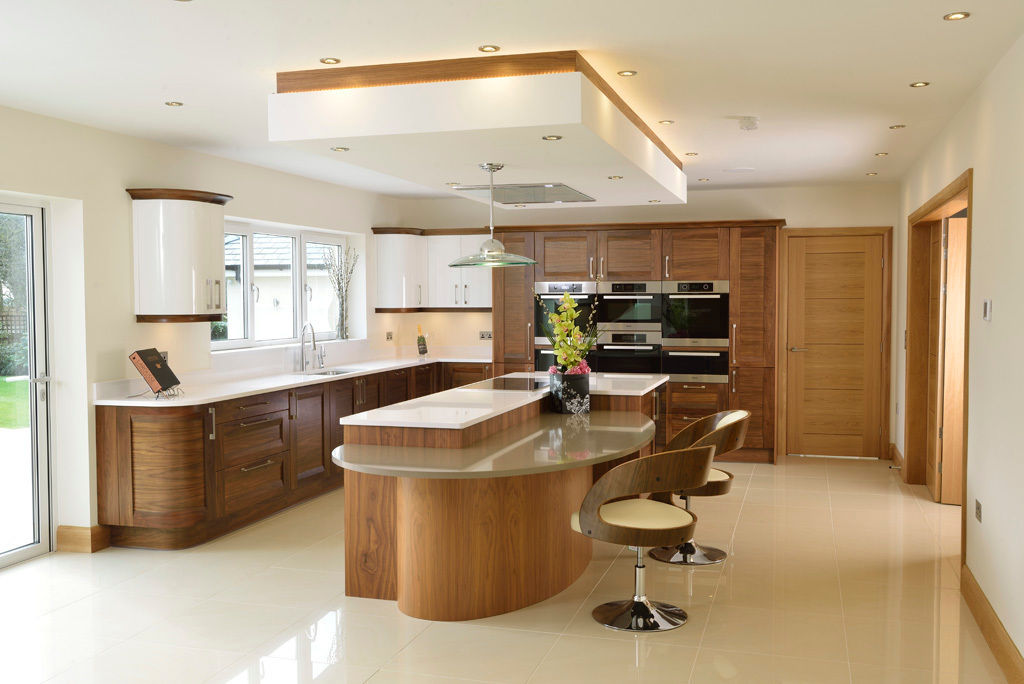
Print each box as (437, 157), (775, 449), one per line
(451, 182), (595, 205)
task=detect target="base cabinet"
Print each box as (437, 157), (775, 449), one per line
(443, 362), (492, 389)
(730, 366), (774, 451)
(290, 385), (330, 491)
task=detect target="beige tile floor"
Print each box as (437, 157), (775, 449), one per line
(0, 455), (1007, 683)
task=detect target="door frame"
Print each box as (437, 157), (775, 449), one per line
(776, 226), (893, 460)
(0, 201), (51, 567)
(904, 169), (972, 565)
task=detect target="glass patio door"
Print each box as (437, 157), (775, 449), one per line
(0, 203), (49, 567)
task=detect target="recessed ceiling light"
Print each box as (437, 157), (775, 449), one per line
(617, 70), (638, 77)
(541, 135), (562, 141)
(445, 181), (460, 187)
(478, 45), (501, 53)
(684, 152), (699, 157)
(514, 204), (526, 208)
(330, 146), (350, 152)
(607, 175), (623, 180)
(164, 101), (183, 107)
(648, 199), (661, 203)
(697, 178), (711, 183)
(875, 152), (889, 157)
(943, 11), (970, 20)
(657, 120), (674, 125)
(319, 57), (341, 65)
(889, 124), (907, 129)
(866, 172), (878, 176)
(909, 81), (931, 88)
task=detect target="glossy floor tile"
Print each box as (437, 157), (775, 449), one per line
(0, 459), (1008, 683)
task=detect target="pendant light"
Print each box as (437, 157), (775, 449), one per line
(448, 162), (538, 268)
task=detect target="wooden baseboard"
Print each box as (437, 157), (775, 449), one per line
(889, 442), (904, 468)
(55, 525), (111, 553)
(961, 564), (1024, 682)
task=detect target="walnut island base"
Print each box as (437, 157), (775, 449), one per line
(335, 372), (665, 621)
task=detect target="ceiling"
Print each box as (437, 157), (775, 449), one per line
(2, 0), (1023, 199)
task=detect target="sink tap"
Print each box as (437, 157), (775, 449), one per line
(299, 322), (324, 371)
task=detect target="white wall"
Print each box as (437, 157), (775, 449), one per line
(896, 33), (1024, 654)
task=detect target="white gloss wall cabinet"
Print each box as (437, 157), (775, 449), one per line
(127, 189), (233, 323)
(376, 233), (427, 310)
(425, 235), (492, 309)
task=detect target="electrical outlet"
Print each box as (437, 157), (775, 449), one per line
(159, 351), (168, 363)
(479, 330), (493, 340)
(385, 331), (393, 341)
(975, 499), (982, 523)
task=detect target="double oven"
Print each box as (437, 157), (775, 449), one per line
(661, 280), (730, 382)
(532, 279), (731, 382)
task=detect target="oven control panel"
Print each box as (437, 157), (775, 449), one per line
(676, 282), (714, 292)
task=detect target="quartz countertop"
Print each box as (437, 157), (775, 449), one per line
(93, 356), (491, 407)
(334, 410), (655, 479)
(338, 372), (668, 430)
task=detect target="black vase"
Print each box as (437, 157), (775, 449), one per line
(549, 372), (591, 414)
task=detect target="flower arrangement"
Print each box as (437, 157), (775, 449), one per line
(542, 292), (599, 374)
(324, 245), (359, 339)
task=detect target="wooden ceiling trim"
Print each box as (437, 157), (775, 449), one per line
(276, 50), (682, 170)
(126, 188), (234, 205)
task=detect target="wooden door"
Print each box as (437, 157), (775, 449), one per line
(785, 235), (884, 458)
(534, 231), (597, 281)
(381, 368), (410, 406)
(662, 228), (729, 281)
(926, 224), (946, 497)
(597, 229), (662, 281)
(412, 364), (436, 398)
(492, 232), (535, 366)
(730, 367), (774, 450)
(730, 227), (776, 367)
(290, 385), (328, 490)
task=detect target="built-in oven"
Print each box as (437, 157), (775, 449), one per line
(534, 281), (597, 346)
(596, 282), (661, 325)
(661, 281), (730, 347)
(591, 325), (662, 374)
(534, 347), (597, 372)
(661, 349), (729, 383)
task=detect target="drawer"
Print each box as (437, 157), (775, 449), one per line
(213, 390), (290, 425)
(218, 454), (286, 517)
(216, 410), (290, 470)
(664, 382), (727, 417)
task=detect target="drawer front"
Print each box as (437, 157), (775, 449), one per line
(217, 410), (290, 470)
(664, 382), (726, 417)
(214, 390), (290, 424)
(219, 454), (286, 517)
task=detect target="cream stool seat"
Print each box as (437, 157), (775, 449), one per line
(571, 499), (694, 534)
(708, 468), (730, 481)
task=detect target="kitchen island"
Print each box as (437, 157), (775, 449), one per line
(333, 372), (666, 621)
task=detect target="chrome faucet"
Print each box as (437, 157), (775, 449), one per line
(299, 322), (325, 372)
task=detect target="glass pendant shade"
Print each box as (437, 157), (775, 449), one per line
(449, 163), (537, 268)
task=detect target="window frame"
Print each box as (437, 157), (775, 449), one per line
(212, 221), (349, 351)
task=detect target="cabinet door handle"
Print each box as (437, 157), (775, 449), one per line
(680, 385), (707, 389)
(239, 400), (271, 410)
(240, 459), (274, 473)
(206, 278), (213, 311)
(589, 257), (595, 279)
(599, 257), (605, 279)
(464, 283), (468, 305)
(731, 369), (737, 394)
(454, 283), (459, 305)
(664, 255), (670, 279)
(238, 417), (273, 429)
(789, 347), (809, 352)
(418, 284), (422, 306)
(215, 280), (223, 309)
(208, 407), (216, 440)
(731, 323), (737, 363)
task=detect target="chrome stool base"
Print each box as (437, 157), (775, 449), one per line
(592, 597), (688, 632)
(649, 540), (727, 566)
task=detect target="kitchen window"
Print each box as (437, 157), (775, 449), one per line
(212, 221), (356, 349)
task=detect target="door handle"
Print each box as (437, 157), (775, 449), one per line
(238, 417), (273, 429)
(731, 369), (736, 394)
(599, 257), (605, 279)
(206, 278), (213, 311)
(680, 385), (707, 389)
(589, 257), (595, 279)
(215, 280), (223, 309)
(208, 407), (216, 441)
(454, 283), (459, 305)
(731, 323), (737, 363)
(464, 283), (468, 305)
(418, 284), (422, 306)
(789, 347), (809, 352)
(664, 255), (670, 279)
(240, 459), (275, 473)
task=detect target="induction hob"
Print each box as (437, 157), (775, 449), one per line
(464, 377), (550, 391)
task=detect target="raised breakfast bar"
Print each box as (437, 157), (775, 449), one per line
(333, 372), (666, 621)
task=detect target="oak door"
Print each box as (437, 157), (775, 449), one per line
(597, 229), (662, 281)
(662, 228), (729, 281)
(534, 231), (597, 281)
(785, 235), (884, 458)
(492, 232), (535, 366)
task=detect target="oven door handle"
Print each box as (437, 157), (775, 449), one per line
(668, 294), (721, 299)
(667, 351), (723, 357)
(602, 345), (656, 351)
(539, 294), (591, 300)
(601, 295), (655, 300)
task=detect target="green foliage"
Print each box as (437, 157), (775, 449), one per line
(0, 333), (29, 376)
(210, 321), (228, 341)
(0, 378), (29, 429)
(544, 293), (599, 372)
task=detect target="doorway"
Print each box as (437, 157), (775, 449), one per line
(905, 171), (971, 506)
(778, 227), (892, 459)
(0, 202), (50, 567)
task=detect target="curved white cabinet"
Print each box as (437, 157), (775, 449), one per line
(128, 189), (232, 322)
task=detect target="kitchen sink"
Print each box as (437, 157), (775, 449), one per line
(310, 368), (361, 376)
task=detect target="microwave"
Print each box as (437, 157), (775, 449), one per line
(661, 349), (729, 383)
(534, 281), (597, 346)
(661, 281), (730, 347)
(596, 281), (662, 325)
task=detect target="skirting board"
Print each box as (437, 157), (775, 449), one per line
(55, 525), (111, 553)
(961, 564), (1024, 682)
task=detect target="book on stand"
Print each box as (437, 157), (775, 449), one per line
(129, 348), (181, 394)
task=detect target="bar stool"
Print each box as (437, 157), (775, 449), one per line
(648, 410), (749, 566)
(570, 444), (717, 632)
